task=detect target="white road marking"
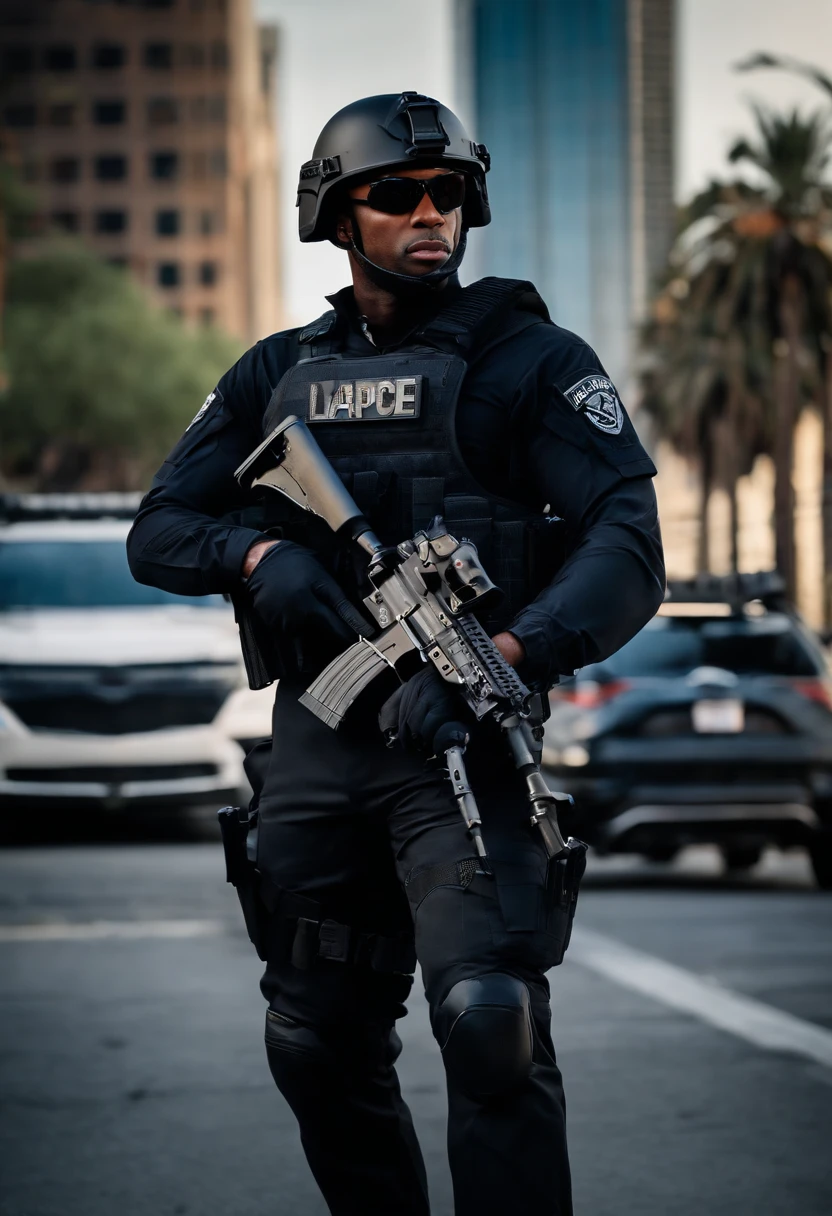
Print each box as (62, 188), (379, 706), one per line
(5, 917), (830, 1071)
(570, 925), (832, 1070)
(0, 919), (224, 942)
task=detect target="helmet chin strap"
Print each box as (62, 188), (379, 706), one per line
(346, 225), (468, 297)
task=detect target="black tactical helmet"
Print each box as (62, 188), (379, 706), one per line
(297, 92), (491, 245)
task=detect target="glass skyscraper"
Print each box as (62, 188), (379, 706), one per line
(458, 0), (674, 383)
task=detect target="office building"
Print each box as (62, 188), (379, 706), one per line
(0, 0), (281, 342)
(458, 0), (675, 382)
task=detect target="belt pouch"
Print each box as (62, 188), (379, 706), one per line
(544, 842), (588, 965)
(218, 805), (271, 961)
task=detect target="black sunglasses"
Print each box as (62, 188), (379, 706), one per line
(352, 173), (467, 217)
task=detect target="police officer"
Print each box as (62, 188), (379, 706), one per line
(128, 93), (665, 1216)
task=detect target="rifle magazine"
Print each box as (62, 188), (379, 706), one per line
(299, 638), (392, 728)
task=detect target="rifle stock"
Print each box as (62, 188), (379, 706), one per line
(235, 415), (382, 557)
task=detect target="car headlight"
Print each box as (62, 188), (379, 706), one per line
(561, 744), (590, 767)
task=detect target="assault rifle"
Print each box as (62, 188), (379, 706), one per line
(236, 415), (584, 865)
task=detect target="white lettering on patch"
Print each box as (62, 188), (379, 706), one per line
(306, 376), (423, 423)
(186, 388), (221, 431)
(562, 375), (624, 435)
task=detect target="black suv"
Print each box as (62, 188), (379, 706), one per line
(542, 574), (832, 888)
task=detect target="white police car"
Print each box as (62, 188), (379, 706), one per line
(0, 495), (273, 815)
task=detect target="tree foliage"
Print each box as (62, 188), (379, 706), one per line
(0, 243), (243, 489)
(641, 92), (832, 597)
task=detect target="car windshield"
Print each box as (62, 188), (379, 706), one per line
(0, 540), (227, 610)
(593, 614), (823, 679)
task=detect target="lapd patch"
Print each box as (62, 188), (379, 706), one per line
(307, 376), (422, 422)
(562, 375), (623, 435)
(186, 387), (223, 431)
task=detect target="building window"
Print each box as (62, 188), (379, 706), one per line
(207, 95), (226, 122)
(180, 44), (205, 68)
(198, 260), (218, 286)
(3, 104), (36, 128)
(95, 155), (127, 182)
(260, 28), (277, 96)
(44, 45), (77, 72)
(209, 149), (227, 178)
(95, 209), (128, 234)
(144, 43), (173, 70)
(51, 211), (80, 233)
(50, 157), (80, 183)
(94, 100), (127, 125)
(3, 46), (35, 75)
(190, 96), (226, 123)
(199, 307), (215, 326)
(147, 97), (179, 125)
(198, 208), (219, 235)
(210, 41), (229, 69)
(48, 103), (77, 127)
(93, 43), (126, 70)
(158, 262), (180, 288)
(150, 151), (179, 180)
(155, 209), (180, 236)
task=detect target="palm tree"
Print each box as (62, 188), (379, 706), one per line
(641, 102), (832, 602)
(642, 185), (776, 575)
(729, 106), (832, 598)
(736, 54), (832, 626)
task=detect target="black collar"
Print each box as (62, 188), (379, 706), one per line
(324, 277), (464, 352)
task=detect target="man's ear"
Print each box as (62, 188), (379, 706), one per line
(333, 212), (353, 250)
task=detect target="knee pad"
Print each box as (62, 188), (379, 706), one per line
(264, 1009), (402, 1097)
(264, 1009), (332, 1095)
(265, 1008), (331, 1062)
(433, 973), (533, 1099)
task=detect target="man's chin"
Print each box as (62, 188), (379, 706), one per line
(399, 253), (451, 276)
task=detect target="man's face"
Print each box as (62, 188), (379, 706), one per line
(339, 167), (464, 277)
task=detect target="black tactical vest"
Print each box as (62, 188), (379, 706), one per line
(246, 278), (566, 668)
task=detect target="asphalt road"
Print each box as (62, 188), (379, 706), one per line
(0, 840), (830, 1216)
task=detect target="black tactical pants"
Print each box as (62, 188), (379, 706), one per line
(256, 678), (574, 1216)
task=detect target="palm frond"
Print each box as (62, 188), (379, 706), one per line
(736, 52), (832, 102)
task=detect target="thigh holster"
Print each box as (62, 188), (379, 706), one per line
(218, 804), (416, 976)
(433, 972), (534, 1099)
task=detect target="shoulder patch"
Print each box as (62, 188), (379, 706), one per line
(562, 374), (623, 436)
(186, 386), (224, 431)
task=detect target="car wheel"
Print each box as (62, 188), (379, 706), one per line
(808, 837), (832, 890)
(721, 844), (762, 873)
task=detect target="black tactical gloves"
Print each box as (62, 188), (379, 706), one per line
(379, 666), (470, 756)
(245, 541), (368, 673)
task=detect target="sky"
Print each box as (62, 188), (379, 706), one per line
(677, 0), (832, 198)
(257, 0), (832, 325)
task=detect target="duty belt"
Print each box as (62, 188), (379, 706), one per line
(218, 804), (416, 975)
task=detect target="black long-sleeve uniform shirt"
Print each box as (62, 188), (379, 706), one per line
(127, 285), (666, 685)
